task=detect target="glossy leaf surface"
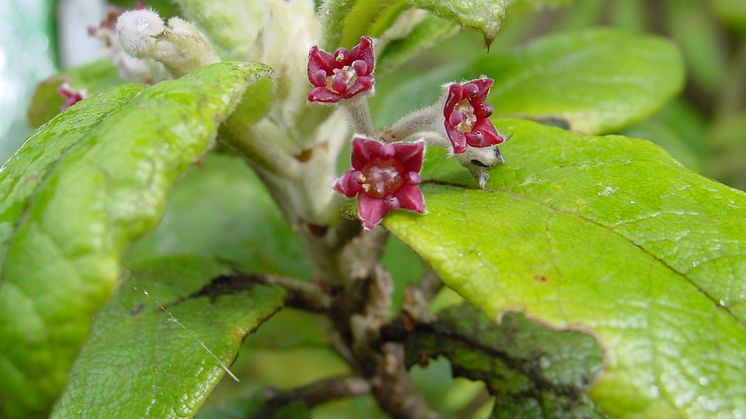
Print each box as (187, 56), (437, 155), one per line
(0, 61), (272, 417)
(476, 29), (685, 134)
(52, 255), (285, 418)
(384, 118), (746, 417)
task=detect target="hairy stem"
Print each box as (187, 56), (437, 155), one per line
(343, 97), (375, 136)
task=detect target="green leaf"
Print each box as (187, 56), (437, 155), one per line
(26, 60), (124, 128)
(408, 0), (508, 46)
(171, 0), (265, 59)
(319, 0), (409, 49)
(402, 305), (607, 417)
(384, 118), (746, 417)
(51, 255), (285, 418)
(623, 119), (700, 171)
(0, 61), (272, 418)
(320, 0), (507, 51)
(476, 28), (685, 134)
(377, 15), (459, 74)
(127, 153), (312, 280)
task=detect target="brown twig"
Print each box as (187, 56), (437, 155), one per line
(263, 275), (331, 312)
(254, 375), (370, 418)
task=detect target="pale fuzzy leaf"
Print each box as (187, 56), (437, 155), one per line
(408, 0), (508, 45)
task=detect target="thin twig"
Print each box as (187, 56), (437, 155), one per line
(255, 375), (370, 419)
(263, 275), (332, 312)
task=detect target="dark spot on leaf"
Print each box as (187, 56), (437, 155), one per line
(187, 273), (262, 303)
(130, 303), (145, 316)
(534, 275), (548, 283)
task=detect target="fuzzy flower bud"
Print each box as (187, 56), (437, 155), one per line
(116, 10), (219, 77)
(443, 78), (505, 154)
(307, 36), (375, 103)
(335, 137), (425, 230)
(88, 3), (165, 84)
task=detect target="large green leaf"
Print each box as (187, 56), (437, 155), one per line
(477, 28), (684, 134)
(0, 61), (272, 418)
(319, 0), (409, 49)
(377, 15), (459, 74)
(384, 118), (746, 417)
(319, 0), (507, 51)
(51, 255), (285, 418)
(402, 305), (607, 417)
(377, 29), (684, 135)
(26, 60), (124, 128)
(409, 0), (508, 45)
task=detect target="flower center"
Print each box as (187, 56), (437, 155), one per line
(360, 158), (405, 199)
(454, 99), (477, 133)
(327, 66), (358, 93)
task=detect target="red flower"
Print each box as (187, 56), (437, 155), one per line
(58, 83), (86, 111)
(443, 78), (505, 154)
(307, 36), (375, 103)
(335, 137), (425, 230)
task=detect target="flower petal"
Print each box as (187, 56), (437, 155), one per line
(308, 87), (343, 103)
(344, 76), (374, 98)
(350, 36), (374, 75)
(467, 119), (504, 147)
(351, 137), (374, 169)
(393, 141), (424, 172)
(472, 78), (494, 101)
(308, 46), (336, 80)
(334, 170), (362, 197)
(395, 184), (426, 214)
(445, 124), (467, 154)
(358, 194), (387, 230)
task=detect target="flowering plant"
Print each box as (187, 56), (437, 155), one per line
(2, 1), (746, 418)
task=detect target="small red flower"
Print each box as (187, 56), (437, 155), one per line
(58, 83), (87, 111)
(335, 137), (425, 230)
(307, 36), (375, 103)
(443, 78), (504, 154)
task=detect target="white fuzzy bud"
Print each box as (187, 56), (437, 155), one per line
(116, 9), (164, 58)
(116, 10), (219, 77)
